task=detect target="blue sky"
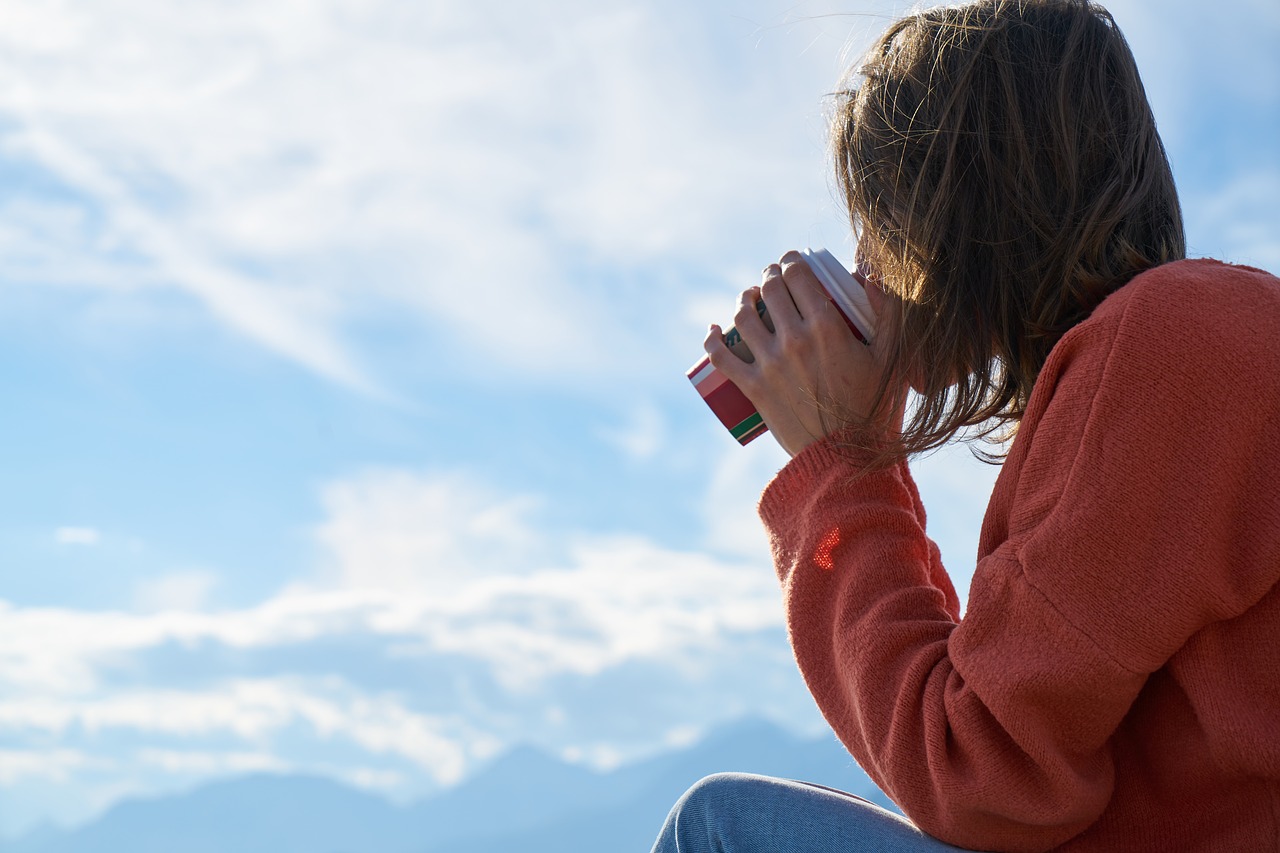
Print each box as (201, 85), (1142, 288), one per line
(1, 0), (1277, 838)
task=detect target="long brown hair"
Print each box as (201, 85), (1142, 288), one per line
(831, 0), (1185, 467)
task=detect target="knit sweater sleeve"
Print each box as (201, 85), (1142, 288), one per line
(758, 260), (1280, 852)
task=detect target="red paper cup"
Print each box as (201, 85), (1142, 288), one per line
(687, 248), (877, 445)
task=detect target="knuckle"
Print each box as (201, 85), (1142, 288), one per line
(776, 330), (811, 359)
(773, 252), (814, 279)
(779, 257), (808, 278)
(704, 340), (736, 370)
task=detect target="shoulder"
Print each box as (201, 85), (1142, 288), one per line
(1086, 258), (1280, 351)
(1041, 259), (1280, 393)
(1016, 258), (1280, 481)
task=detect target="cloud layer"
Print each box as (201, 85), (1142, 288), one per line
(0, 464), (825, 832)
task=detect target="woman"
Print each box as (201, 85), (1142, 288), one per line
(652, 1), (1280, 851)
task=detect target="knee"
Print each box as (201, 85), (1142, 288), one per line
(670, 773), (773, 841)
(677, 771), (742, 807)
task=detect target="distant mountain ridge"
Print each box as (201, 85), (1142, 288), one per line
(9, 719), (893, 853)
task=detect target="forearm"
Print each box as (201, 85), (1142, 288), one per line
(761, 441), (1116, 851)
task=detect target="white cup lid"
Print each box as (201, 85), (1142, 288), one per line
(800, 247), (877, 341)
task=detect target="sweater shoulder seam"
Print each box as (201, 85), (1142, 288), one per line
(1009, 549), (1147, 677)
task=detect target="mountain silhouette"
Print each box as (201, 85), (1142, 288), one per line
(9, 718), (892, 853)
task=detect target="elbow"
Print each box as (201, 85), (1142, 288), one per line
(890, 768), (1112, 853)
(910, 809), (1092, 853)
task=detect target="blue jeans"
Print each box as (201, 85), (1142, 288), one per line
(650, 773), (981, 853)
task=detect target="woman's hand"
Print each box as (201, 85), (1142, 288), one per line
(702, 250), (904, 458)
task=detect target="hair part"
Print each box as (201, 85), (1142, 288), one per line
(830, 0), (1185, 469)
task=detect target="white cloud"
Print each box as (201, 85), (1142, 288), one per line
(310, 467), (783, 685)
(0, 0), (877, 389)
(0, 591), (428, 695)
(314, 469), (549, 593)
(342, 766), (407, 794)
(1, 466), (784, 697)
(0, 679), (477, 785)
(0, 466), (789, 775)
(136, 749), (289, 776)
(1, 120), (373, 391)
(0, 749), (97, 786)
(55, 527), (101, 546)
(133, 571), (219, 613)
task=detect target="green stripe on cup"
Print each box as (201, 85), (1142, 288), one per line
(730, 412), (764, 441)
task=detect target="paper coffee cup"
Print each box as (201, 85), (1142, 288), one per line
(686, 248), (877, 445)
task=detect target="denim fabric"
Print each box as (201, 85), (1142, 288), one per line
(650, 773), (983, 853)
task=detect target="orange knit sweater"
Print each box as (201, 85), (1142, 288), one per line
(758, 259), (1280, 852)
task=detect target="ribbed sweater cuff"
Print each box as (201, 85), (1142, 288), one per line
(757, 431), (895, 531)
